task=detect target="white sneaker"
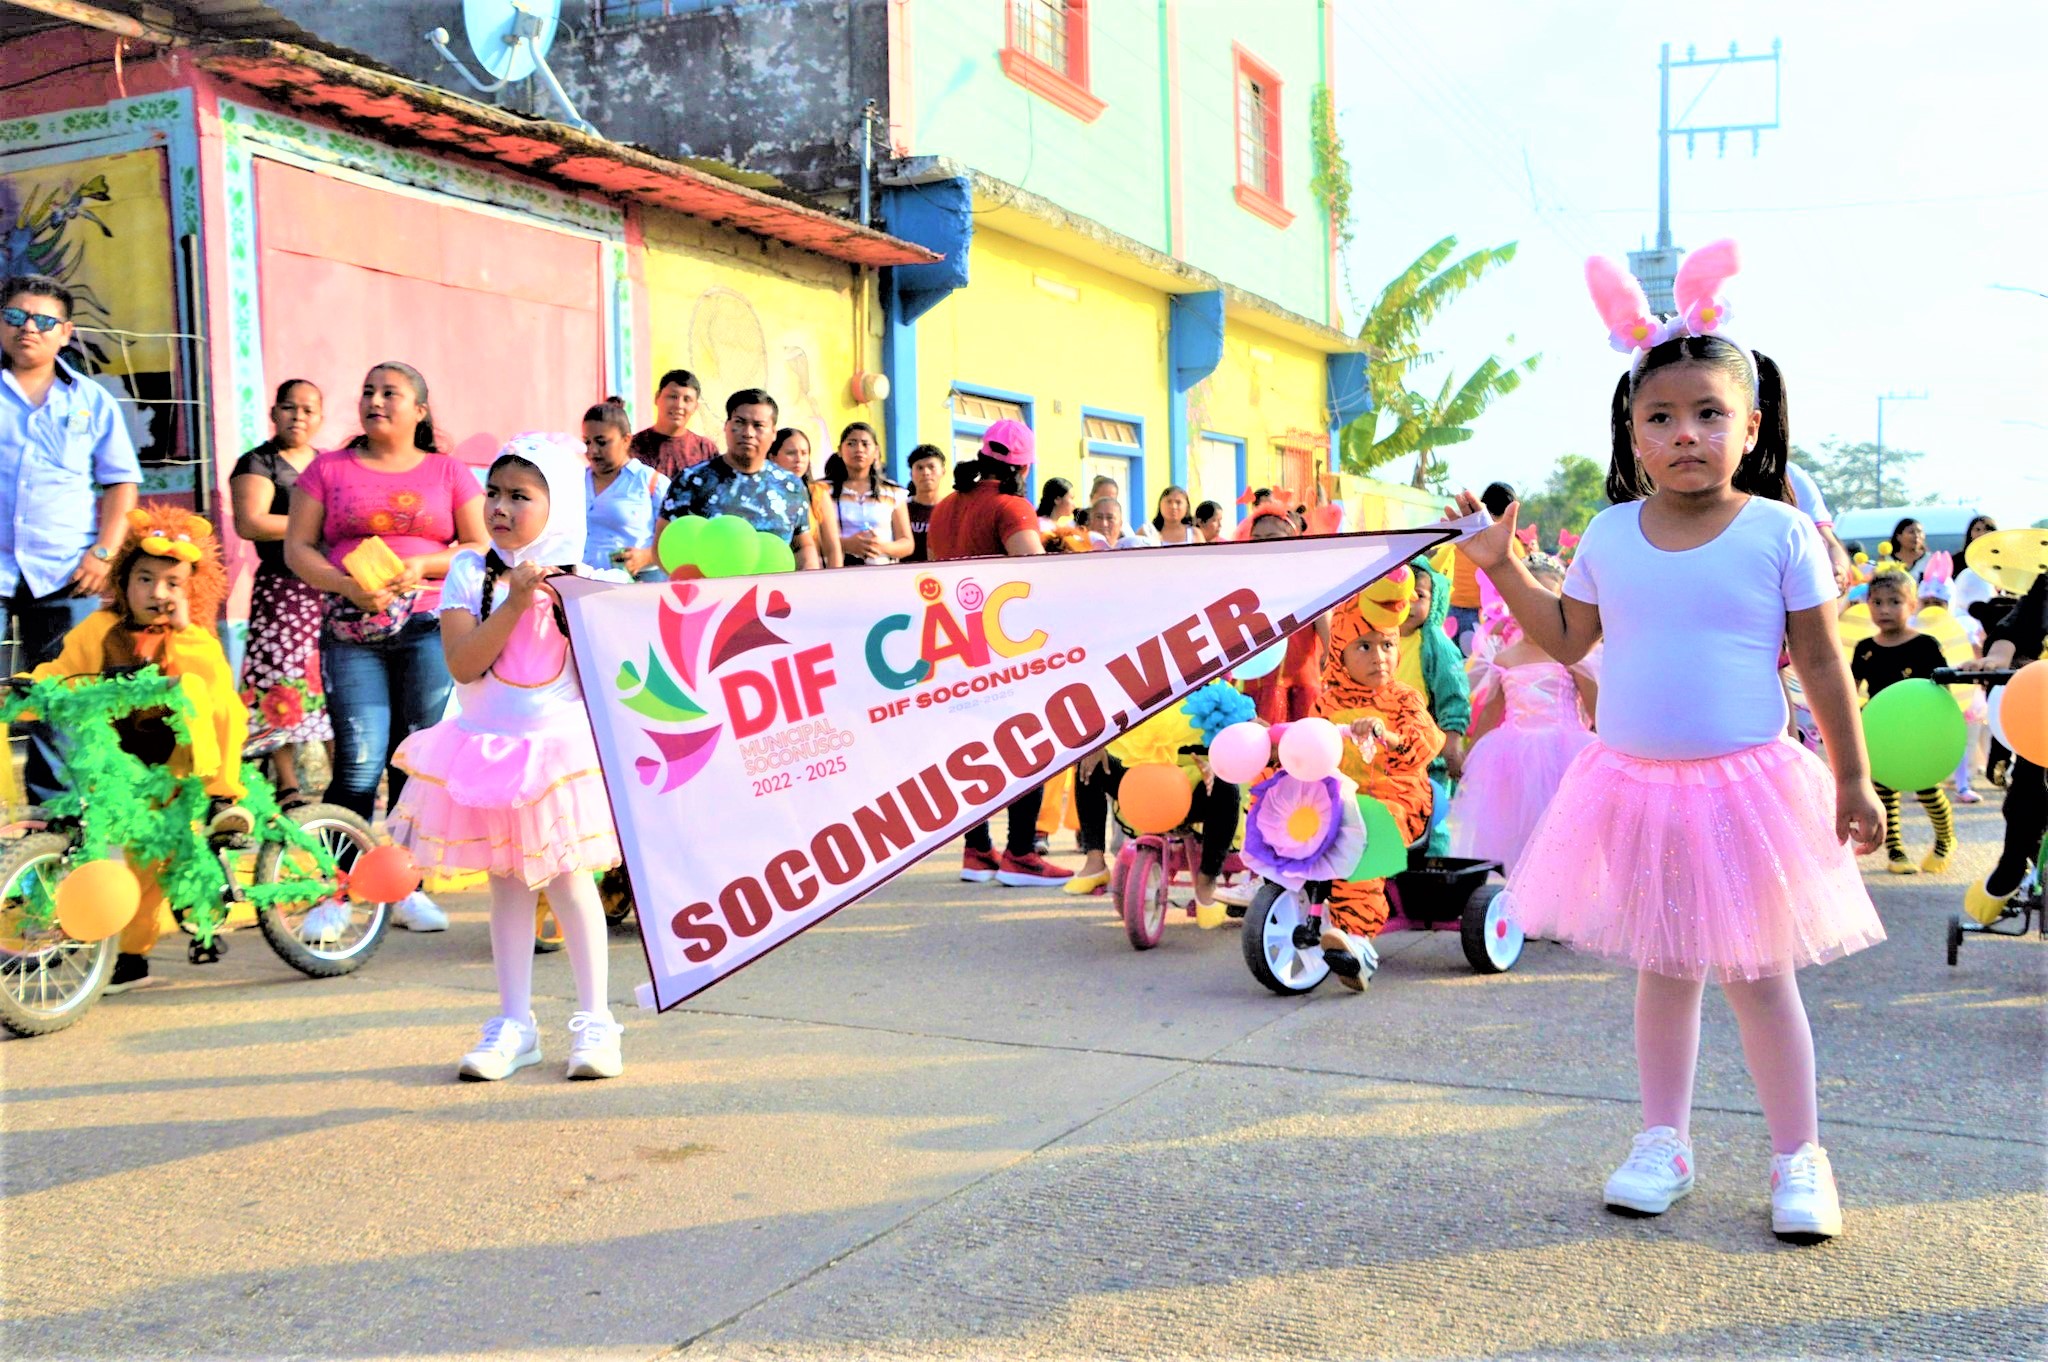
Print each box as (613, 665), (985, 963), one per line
(1603, 1126), (1696, 1215)
(299, 897), (352, 945)
(392, 891), (448, 932)
(1770, 1143), (1843, 1242)
(458, 1014), (540, 1081)
(1214, 879), (1258, 908)
(565, 1010), (624, 1080)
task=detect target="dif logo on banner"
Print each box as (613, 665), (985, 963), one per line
(558, 529), (1449, 1009)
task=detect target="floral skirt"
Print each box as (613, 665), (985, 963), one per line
(240, 566), (332, 756)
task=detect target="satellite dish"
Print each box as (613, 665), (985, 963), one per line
(464, 0), (557, 84)
(426, 0), (594, 134)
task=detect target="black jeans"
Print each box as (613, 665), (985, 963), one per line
(1988, 757), (2047, 896)
(2, 582), (101, 804)
(963, 787), (1045, 859)
(1074, 756), (1241, 878)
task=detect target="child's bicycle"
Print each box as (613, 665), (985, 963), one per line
(1238, 849), (1516, 995)
(1932, 666), (2046, 966)
(0, 667), (388, 1036)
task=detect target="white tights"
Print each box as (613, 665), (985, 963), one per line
(486, 871), (611, 1022)
(1634, 967), (1819, 1155)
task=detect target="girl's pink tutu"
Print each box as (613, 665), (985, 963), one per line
(1448, 662), (1593, 872)
(1505, 738), (1883, 981)
(388, 714), (620, 889)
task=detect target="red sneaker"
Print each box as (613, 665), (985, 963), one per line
(996, 851), (1075, 887)
(960, 846), (1001, 883)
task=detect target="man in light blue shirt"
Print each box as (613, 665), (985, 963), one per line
(1, 274), (142, 799)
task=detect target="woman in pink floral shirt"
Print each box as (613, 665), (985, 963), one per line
(284, 363), (485, 929)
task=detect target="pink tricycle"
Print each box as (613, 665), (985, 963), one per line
(1108, 828), (1252, 951)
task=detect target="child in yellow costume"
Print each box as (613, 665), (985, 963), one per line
(1316, 568), (1444, 944)
(28, 505), (251, 992)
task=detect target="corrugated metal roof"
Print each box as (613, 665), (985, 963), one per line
(194, 40), (938, 269)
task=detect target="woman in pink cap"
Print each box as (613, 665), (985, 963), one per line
(927, 419), (1075, 887)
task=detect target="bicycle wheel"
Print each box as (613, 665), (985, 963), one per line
(0, 832), (116, 1037)
(1121, 844), (1167, 950)
(253, 805), (390, 977)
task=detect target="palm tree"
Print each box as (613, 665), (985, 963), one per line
(1341, 236), (1538, 485)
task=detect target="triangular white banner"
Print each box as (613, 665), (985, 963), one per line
(559, 529), (1449, 1009)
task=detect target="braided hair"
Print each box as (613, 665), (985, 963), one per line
(475, 549), (574, 651)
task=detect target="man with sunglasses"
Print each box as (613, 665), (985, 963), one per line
(1, 274), (141, 800)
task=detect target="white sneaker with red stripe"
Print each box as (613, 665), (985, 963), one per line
(1770, 1142), (1843, 1242)
(1603, 1126), (1695, 1215)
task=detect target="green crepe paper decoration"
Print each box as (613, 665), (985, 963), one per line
(1861, 678), (1966, 793)
(658, 515), (799, 579)
(1349, 794), (1409, 880)
(0, 669), (343, 947)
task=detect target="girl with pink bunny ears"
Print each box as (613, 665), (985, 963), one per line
(1449, 240), (1885, 1246)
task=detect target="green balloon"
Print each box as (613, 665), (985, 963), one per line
(1349, 794), (1409, 881)
(753, 532), (796, 575)
(1863, 678), (1966, 792)
(656, 516), (707, 574)
(698, 514), (761, 578)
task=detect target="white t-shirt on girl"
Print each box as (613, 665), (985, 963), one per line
(1564, 497), (1837, 761)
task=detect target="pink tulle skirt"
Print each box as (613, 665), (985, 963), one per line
(1447, 723), (1596, 873)
(1505, 738), (1884, 982)
(387, 716), (620, 889)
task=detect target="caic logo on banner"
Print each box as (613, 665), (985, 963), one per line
(613, 580), (855, 788)
(865, 572), (1088, 723)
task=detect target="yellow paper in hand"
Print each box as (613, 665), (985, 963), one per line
(342, 536), (405, 594)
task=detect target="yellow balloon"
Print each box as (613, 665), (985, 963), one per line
(54, 859), (142, 942)
(1966, 529), (2048, 597)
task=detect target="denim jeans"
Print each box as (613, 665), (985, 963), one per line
(320, 615), (452, 821)
(2, 581), (101, 804)
(1447, 604), (1482, 657)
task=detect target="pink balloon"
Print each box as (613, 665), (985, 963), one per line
(1208, 721), (1273, 784)
(1278, 716), (1343, 781)
(1442, 616), (1459, 639)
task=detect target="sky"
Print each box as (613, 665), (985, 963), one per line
(1329, 0), (2048, 524)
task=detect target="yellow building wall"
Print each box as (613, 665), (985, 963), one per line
(636, 209), (882, 457)
(1187, 323), (1331, 505)
(914, 227), (1172, 516)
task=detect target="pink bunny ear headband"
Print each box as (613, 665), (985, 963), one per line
(1586, 239), (1750, 381)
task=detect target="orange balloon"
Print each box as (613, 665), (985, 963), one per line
(1118, 762), (1194, 834)
(54, 858), (142, 942)
(2003, 661), (2048, 767)
(349, 843), (422, 904)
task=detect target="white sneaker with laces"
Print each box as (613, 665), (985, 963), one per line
(1603, 1126), (1696, 1215)
(459, 1014), (540, 1081)
(1770, 1142), (1843, 1242)
(392, 891), (448, 932)
(299, 898), (352, 945)
(565, 1010), (624, 1080)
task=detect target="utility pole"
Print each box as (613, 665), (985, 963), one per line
(1876, 390), (1927, 508)
(1630, 40), (1782, 315)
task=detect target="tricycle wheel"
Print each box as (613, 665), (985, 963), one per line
(0, 832), (116, 1037)
(599, 866), (635, 928)
(1460, 884), (1522, 974)
(1946, 912), (1963, 968)
(1121, 844), (1166, 950)
(1241, 879), (1330, 996)
(1108, 845), (1130, 911)
(254, 805), (389, 978)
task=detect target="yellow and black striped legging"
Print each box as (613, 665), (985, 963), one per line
(1876, 783), (1955, 860)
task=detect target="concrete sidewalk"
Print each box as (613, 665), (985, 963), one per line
(3, 799), (2043, 1360)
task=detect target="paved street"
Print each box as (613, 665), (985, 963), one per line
(5, 798), (2044, 1362)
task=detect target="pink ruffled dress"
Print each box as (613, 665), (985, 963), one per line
(1447, 661), (1595, 873)
(388, 557), (620, 889)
